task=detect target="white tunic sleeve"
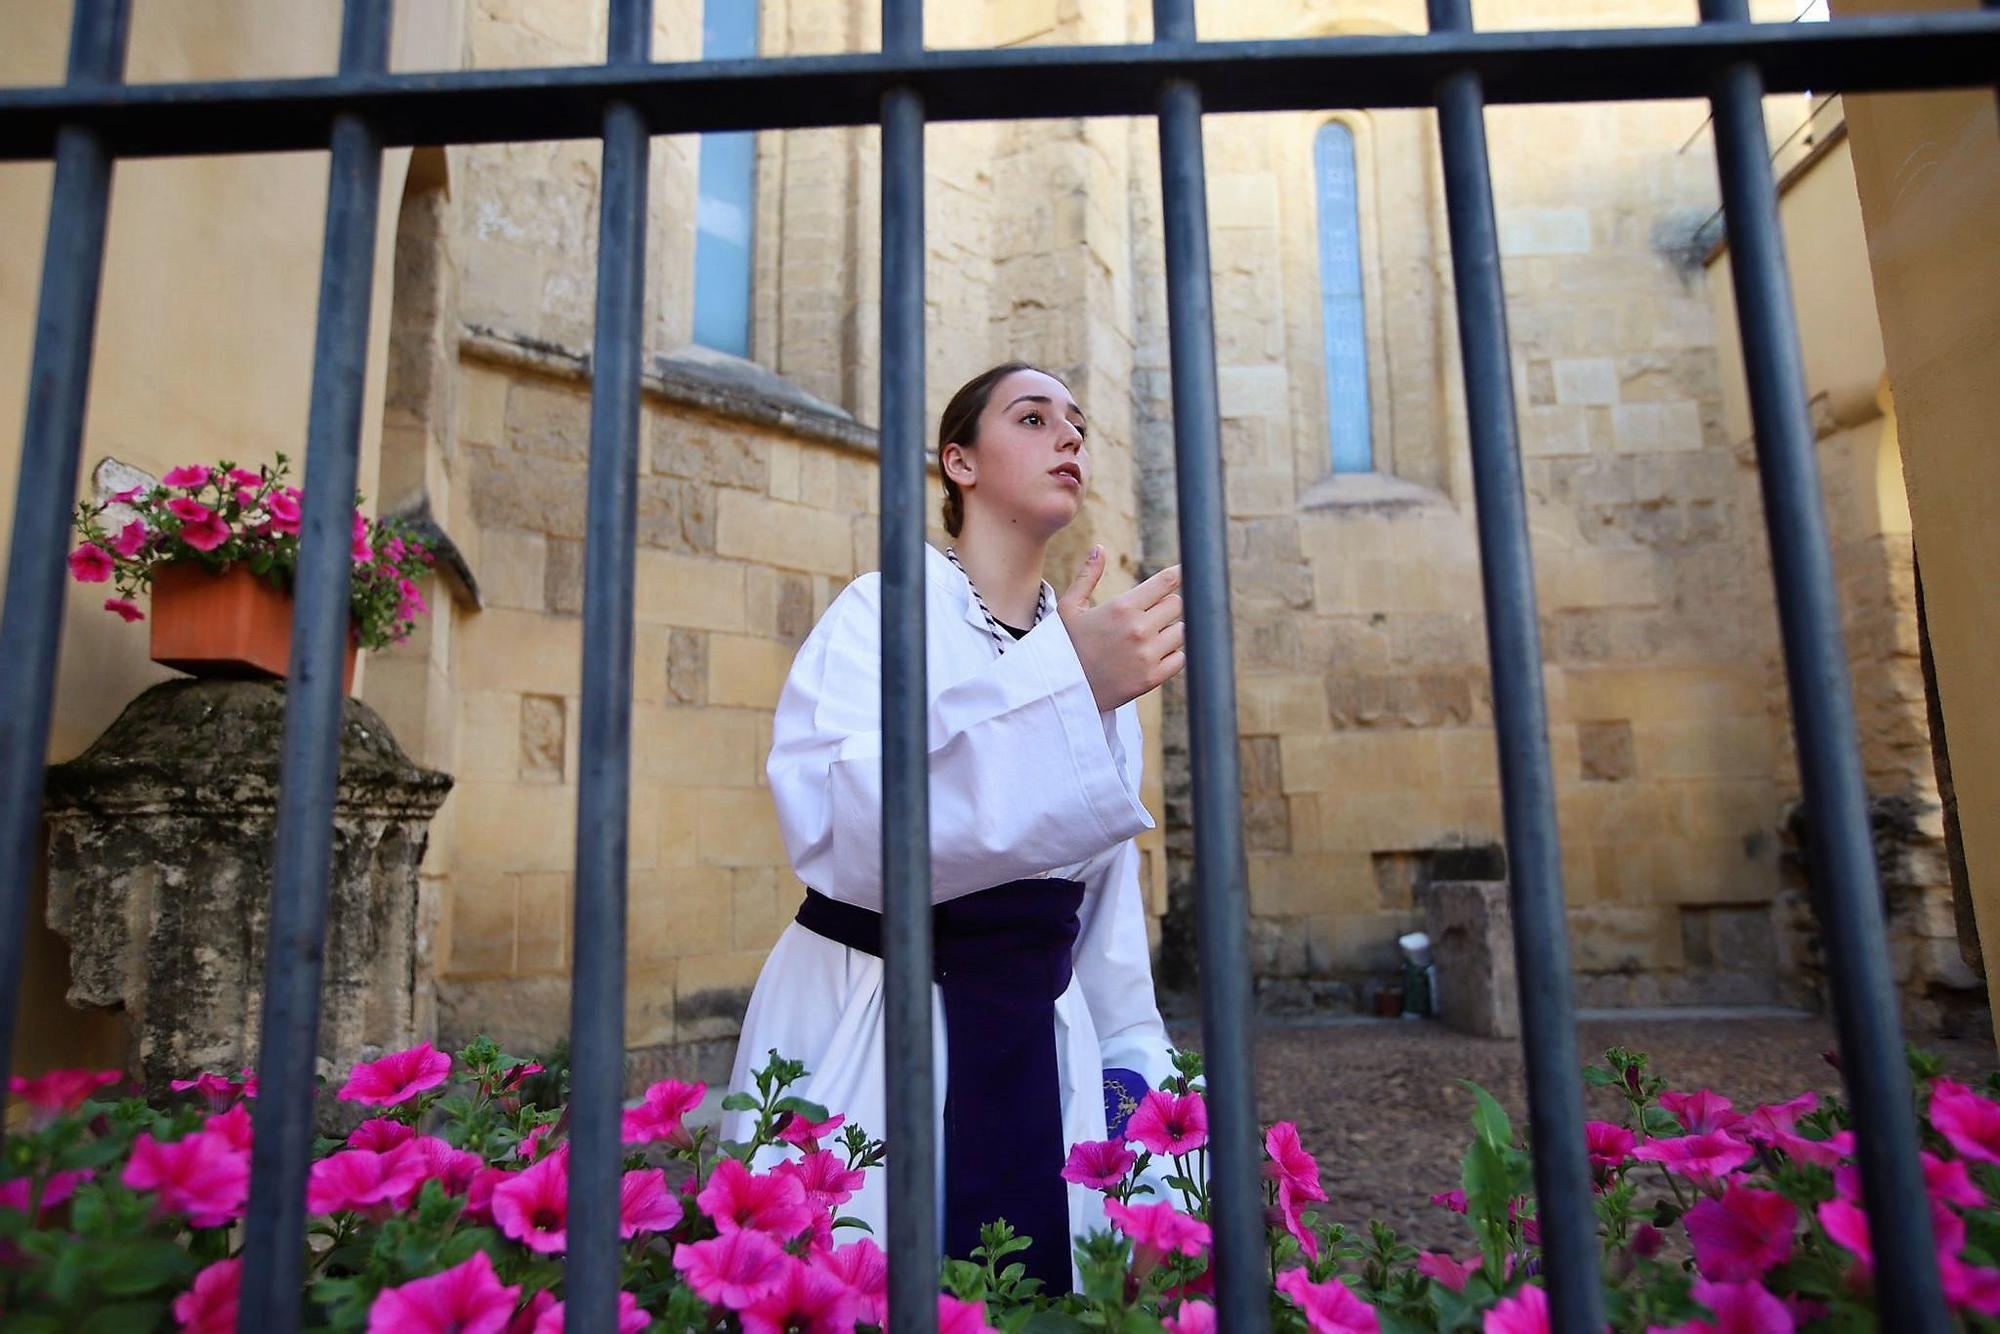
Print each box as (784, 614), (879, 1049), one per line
(768, 572), (1153, 907)
(1071, 710), (1176, 1093)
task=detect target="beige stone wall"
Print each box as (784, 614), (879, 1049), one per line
(8, 0), (1977, 1080)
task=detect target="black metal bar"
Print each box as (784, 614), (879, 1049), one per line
(1151, 3), (1265, 1329)
(239, 3), (391, 1330)
(564, 1), (653, 1329)
(879, 3), (934, 1329)
(1424, 2), (1602, 1329)
(1699, 0), (1948, 1326)
(2, 15), (1998, 160)
(0, 0), (130, 1130)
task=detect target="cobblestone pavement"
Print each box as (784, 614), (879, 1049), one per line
(1169, 1011), (1998, 1254)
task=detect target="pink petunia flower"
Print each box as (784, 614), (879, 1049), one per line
(1432, 1189), (1469, 1214)
(306, 1146), (431, 1218)
(525, 1290), (650, 1334)
(1275, 1268), (1381, 1333)
(396, 577), (429, 621)
(122, 1130), (249, 1227)
(339, 1042), (452, 1107)
(698, 1157), (814, 1240)
(674, 1229), (792, 1311)
(162, 465), (212, 489)
(166, 497), (212, 523)
(463, 1165), (509, 1227)
(515, 1123), (556, 1162)
(1660, 1091), (1745, 1136)
(202, 1104), (254, 1153)
(1416, 1251), (1476, 1293)
(1586, 1120), (1637, 1169)
(1278, 1179), (1322, 1262)
(266, 489), (302, 536)
(815, 1238), (887, 1326)
(0, 1169), (93, 1221)
(1164, 1300), (1218, 1334)
(226, 468), (263, 490)
(180, 512), (232, 552)
(621, 1077), (707, 1146)
(112, 519), (150, 558)
(366, 1249), (519, 1334)
(1816, 1196), (1873, 1269)
(1923, 1151), (1989, 1209)
(1064, 1137), (1138, 1191)
(170, 1072), (246, 1112)
(104, 597), (145, 622)
(1125, 1089), (1209, 1156)
(1652, 1277), (1795, 1334)
(400, 1135), (484, 1198)
(1631, 1131), (1754, 1184)
(10, 1068), (121, 1118)
(1265, 1121), (1328, 1202)
(173, 1257), (241, 1334)
(1684, 1186), (1796, 1282)
(67, 544), (114, 583)
(740, 1256), (862, 1334)
(777, 1109), (846, 1152)
(1931, 1079), (2000, 1166)
(1483, 1284), (1550, 1334)
(776, 1150), (866, 1216)
(349, 1117), (416, 1152)
(620, 1167), (684, 1237)
(353, 511), (374, 563)
(1943, 1255), (2000, 1316)
(938, 1293), (1000, 1334)
(492, 1145), (570, 1253)
(110, 485), (146, 504)
(1106, 1199), (1212, 1280)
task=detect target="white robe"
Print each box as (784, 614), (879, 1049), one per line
(722, 542), (1178, 1269)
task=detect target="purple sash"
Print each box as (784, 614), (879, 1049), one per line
(795, 880), (1084, 1294)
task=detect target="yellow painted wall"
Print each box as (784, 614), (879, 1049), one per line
(1831, 0), (2000, 1024)
(1, 1), (461, 1075)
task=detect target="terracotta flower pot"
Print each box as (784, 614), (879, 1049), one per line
(149, 562), (356, 694)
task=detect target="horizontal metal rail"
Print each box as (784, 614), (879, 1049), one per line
(1, 15), (1998, 161)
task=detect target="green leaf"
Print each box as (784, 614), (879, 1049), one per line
(719, 1091), (760, 1112)
(1461, 1081), (1513, 1150)
(79, 1301), (166, 1334)
(1581, 1066), (1619, 1089)
(772, 1096), (830, 1123)
(1642, 1106), (1683, 1137)
(832, 1215), (875, 1233)
(98, 1237), (196, 1295)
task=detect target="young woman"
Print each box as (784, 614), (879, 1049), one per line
(722, 362), (1186, 1292)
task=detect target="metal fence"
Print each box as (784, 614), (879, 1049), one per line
(2, 0), (1997, 1329)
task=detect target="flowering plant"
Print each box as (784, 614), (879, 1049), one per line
(66, 454), (434, 651)
(5, 1039), (1999, 1333)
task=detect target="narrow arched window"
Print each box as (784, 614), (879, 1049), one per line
(1315, 121), (1372, 474)
(692, 0), (758, 357)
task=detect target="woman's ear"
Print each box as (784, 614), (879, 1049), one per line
(941, 441), (976, 488)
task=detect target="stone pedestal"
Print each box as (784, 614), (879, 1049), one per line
(1425, 880), (1520, 1040)
(42, 679), (452, 1098)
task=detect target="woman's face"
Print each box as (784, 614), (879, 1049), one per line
(947, 368), (1089, 537)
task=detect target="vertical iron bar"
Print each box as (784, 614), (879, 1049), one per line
(240, 3), (392, 1329)
(1151, 4), (1265, 1330)
(0, 0), (130, 1127)
(565, 1), (653, 1329)
(1424, 3), (1603, 1329)
(1700, 1), (1947, 1326)
(880, 2), (934, 1331)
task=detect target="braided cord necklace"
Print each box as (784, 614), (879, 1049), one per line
(944, 547), (1048, 655)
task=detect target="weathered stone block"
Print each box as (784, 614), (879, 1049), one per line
(1424, 881), (1519, 1040)
(43, 681), (452, 1104)
(1578, 720), (1636, 782)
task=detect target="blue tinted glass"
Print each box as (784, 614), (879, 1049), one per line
(694, 2), (759, 357)
(1315, 122), (1372, 474)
